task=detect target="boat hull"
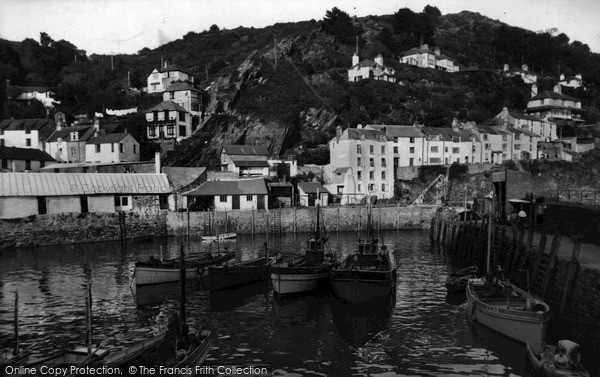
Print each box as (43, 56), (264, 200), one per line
(526, 343), (590, 377)
(134, 266), (199, 286)
(201, 233), (237, 241)
(331, 273), (396, 304)
(209, 265), (269, 290)
(466, 281), (551, 345)
(270, 264), (333, 295)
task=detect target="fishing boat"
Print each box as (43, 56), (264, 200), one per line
(0, 291), (30, 370)
(133, 249), (235, 286)
(445, 266), (479, 294)
(201, 232), (237, 242)
(466, 193), (551, 345)
(331, 201), (396, 304)
(270, 204), (336, 295)
(208, 243), (280, 290)
(526, 342), (590, 377)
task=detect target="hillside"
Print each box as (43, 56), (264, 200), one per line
(1, 8), (600, 168)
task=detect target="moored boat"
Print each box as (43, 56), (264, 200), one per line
(270, 204), (336, 295)
(445, 266), (479, 294)
(0, 291), (30, 371)
(208, 245), (280, 290)
(331, 201), (397, 304)
(526, 342), (590, 377)
(201, 232), (237, 242)
(134, 250), (235, 286)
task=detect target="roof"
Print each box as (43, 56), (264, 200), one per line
(477, 125), (510, 135)
(267, 182), (293, 187)
(507, 127), (540, 138)
(164, 81), (200, 92)
(206, 171), (240, 181)
(507, 111), (545, 122)
(297, 181), (330, 194)
(87, 132), (131, 145)
(529, 90), (581, 103)
(184, 178), (268, 196)
(337, 127), (392, 142)
(232, 160), (270, 167)
(0, 173), (171, 197)
(162, 167), (206, 190)
(0, 118), (56, 140)
(421, 127), (470, 141)
(222, 145), (269, 156)
(158, 64), (195, 76)
(333, 167), (350, 174)
(145, 100), (187, 113)
(16, 86), (52, 93)
(0, 146), (56, 162)
(401, 46), (431, 57)
(366, 124), (423, 138)
(46, 126), (95, 143)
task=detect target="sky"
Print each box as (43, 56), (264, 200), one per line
(1, 0), (599, 55)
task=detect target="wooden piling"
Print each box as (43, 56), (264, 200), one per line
(559, 241), (581, 315)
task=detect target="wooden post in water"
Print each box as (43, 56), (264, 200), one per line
(85, 282), (92, 357)
(251, 209), (255, 237)
(560, 241), (581, 315)
(13, 291), (19, 357)
(336, 208), (339, 233)
(186, 208), (190, 238)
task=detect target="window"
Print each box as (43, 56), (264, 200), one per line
(381, 171), (386, 179)
(369, 171), (374, 180)
(80, 196), (89, 213)
(410, 137), (415, 143)
(148, 126), (156, 137)
(444, 147), (448, 153)
(167, 124), (175, 136)
(179, 125), (187, 136)
(485, 143), (491, 150)
(219, 195), (227, 202)
(381, 145), (385, 154)
(357, 157), (361, 166)
(179, 111), (185, 122)
(26, 138), (31, 146)
(502, 144), (507, 151)
(369, 158), (374, 167)
(430, 158), (441, 164)
(25, 127), (30, 134)
(153, 110), (158, 121)
(133, 145), (138, 154)
(246, 195), (253, 201)
(119, 143), (124, 153)
(163, 110), (169, 120)
(159, 195), (169, 210)
(95, 144), (101, 153)
(409, 147), (415, 153)
(357, 184), (362, 192)
(357, 145), (362, 154)
(357, 171), (362, 180)
(381, 158), (386, 167)
(452, 147), (460, 154)
(71, 147), (76, 156)
(111, 144), (115, 153)
(169, 92), (175, 99)
(483, 134), (489, 141)
(502, 135), (508, 141)
(515, 134), (521, 140)
(369, 145), (374, 154)
(25, 160), (31, 170)
(515, 144), (521, 150)
(431, 146), (439, 153)
(1, 159), (8, 169)
(393, 146), (398, 153)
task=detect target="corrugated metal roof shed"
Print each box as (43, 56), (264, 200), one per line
(184, 178), (267, 196)
(223, 145), (269, 156)
(0, 173), (171, 196)
(233, 160), (270, 167)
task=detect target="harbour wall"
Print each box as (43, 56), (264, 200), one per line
(166, 205), (438, 236)
(431, 216), (600, 374)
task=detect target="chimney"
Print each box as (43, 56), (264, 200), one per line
(335, 125), (342, 140)
(531, 84), (538, 97)
(374, 54), (383, 66)
(503, 64), (509, 72)
(94, 118), (100, 133)
(451, 118), (459, 130)
(560, 73), (565, 81)
(352, 52), (359, 66)
(357, 124), (363, 129)
(434, 47), (441, 56)
(553, 84), (562, 94)
(155, 151), (161, 174)
(575, 73), (582, 80)
(522, 64), (528, 72)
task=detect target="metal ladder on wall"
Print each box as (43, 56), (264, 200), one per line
(530, 234), (560, 298)
(272, 205), (282, 233)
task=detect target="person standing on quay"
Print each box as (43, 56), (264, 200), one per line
(517, 208), (527, 242)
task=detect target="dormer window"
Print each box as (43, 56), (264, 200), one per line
(71, 132), (78, 141)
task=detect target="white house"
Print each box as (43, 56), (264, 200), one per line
(365, 124), (425, 168)
(45, 125), (95, 163)
(85, 132), (140, 163)
(526, 85), (584, 123)
(421, 127), (474, 165)
(348, 53), (396, 83)
(162, 81), (202, 115)
(400, 45), (459, 72)
(221, 145), (270, 176)
(495, 107), (557, 141)
(147, 62), (195, 94)
(0, 146), (56, 172)
(297, 182), (330, 207)
(502, 64), (537, 84)
(183, 178), (269, 211)
(0, 118), (56, 150)
(145, 101), (194, 141)
(324, 125), (395, 203)
(14, 86), (60, 108)
(559, 73), (583, 89)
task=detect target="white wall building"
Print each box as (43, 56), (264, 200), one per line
(0, 118), (56, 150)
(145, 101), (194, 141)
(162, 81), (202, 115)
(146, 62), (195, 94)
(400, 45), (459, 72)
(347, 53), (396, 83)
(85, 133), (140, 163)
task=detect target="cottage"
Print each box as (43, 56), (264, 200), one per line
(526, 85), (584, 123)
(85, 132), (140, 163)
(220, 145), (270, 176)
(365, 124), (425, 169)
(163, 81), (202, 115)
(184, 178), (269, 211)
(347, 53), (396, 83)
(146, 62), (195, 94)
(0, 118), (56, 150)
(559, 73), (583, 89)
(502, 64), (537, 84)
(400, 45), (459, 72)
(0, 172), (171, 219)
(297, 182), (330, 207)
(14, 86), (59, 108)
(0, 146), (55, 172)
(45, 125), (95, 163)
(145, 101), (194, 141)
(495, 107), (557, 141)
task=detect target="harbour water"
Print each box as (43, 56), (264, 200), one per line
(1, 230), (531, 376)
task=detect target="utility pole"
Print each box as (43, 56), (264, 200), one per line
(127, 70), (130, 87)
(273, 36), (277, 68)
(111, 54), (114, 71)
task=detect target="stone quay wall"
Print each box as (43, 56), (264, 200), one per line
(167, 205), (438, 236)
(0, 211), (167, 249)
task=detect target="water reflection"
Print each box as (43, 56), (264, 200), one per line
(0, 231), (534, 376)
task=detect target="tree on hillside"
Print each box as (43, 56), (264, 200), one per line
(391, 8), (435, 51)
(322, 7), (360, 45)
(423, 5), (441, 16)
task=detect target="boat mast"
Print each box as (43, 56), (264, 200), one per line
(85, 282), (92, 357)
(486, 193), (494, 274)
(13, 291), (19, 356)
(315, 202), (320, 241)
(179, 242), (187, 335)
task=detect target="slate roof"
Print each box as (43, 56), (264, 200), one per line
(222, 145), (269, 156)
(0, 146), (56, 162)
(339, 128), (393, 142)
(507, 127), (540, 138)
(0, 119), (56, 140)
(158, 64), (195, 76)
(164, 81), (200, 92)
(297, 181), (330, 194)
(17, 86), (53, 93)
(145, 101), (187, 113)
(162, 167), (206, 190)
(87, 132), (132, 145)
(366, 124), (423, 138)
(232, 160), (270, 167)
(46, 126), (95, 143)
(184, 178), (268, 196)
(0, 173), (171, 196)
(507, 111), (545, 122)
(529, 90), (581, 103)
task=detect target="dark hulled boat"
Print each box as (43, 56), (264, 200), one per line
(208, 244), (280, 290)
